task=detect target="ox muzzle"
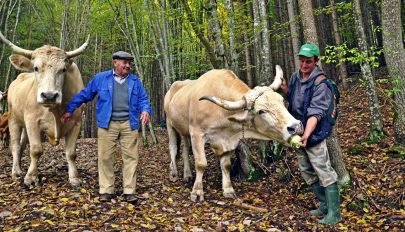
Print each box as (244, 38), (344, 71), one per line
(40, 91), (60, 104)
(287, 121), (304, 135)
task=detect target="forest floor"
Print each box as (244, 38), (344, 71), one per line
(0, 77), (404, 231)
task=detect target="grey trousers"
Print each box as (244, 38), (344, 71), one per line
(296, 140), (337, 187)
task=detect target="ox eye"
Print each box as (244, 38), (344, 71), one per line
(257, 109), (267, 115)
(34, 67), (39, 72)
(62, 68), (67, 73)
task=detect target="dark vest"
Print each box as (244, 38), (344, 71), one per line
(111, 79), (129, 121)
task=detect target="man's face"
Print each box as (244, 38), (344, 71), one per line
(299, 56), (317, 77)
(113, 59), (132, 77)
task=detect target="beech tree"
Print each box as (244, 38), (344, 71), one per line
(353, 0), (385, 142)
(381, 0), (405, 146)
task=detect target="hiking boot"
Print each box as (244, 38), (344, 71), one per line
(319, 182), (341, 224)
(100, 193), (114, 202)
(123, 194), (138, 203)
(310, 182), (327, 216)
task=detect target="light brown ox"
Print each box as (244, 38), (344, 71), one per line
(0, 31), (88, 187)
(0, 112), (9, 148)
(164, 66), (304, 201)
(0, 91), (8, 148)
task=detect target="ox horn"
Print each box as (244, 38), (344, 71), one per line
(269, 65), (283, 91)
(0, 31), (33, 57)
(199, 96), (246, 111)
(65, 35), (90, 58)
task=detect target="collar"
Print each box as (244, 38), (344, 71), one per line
(113, 70), (128, 79)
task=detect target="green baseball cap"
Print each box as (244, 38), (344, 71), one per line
(298, 43), (320, 57)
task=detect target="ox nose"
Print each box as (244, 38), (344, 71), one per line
(41, 92), (59, 101)
(287, 121), (304, 135)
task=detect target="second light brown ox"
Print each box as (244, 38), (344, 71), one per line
(164, 66), (304, 202)
(0, 31), (88, 187)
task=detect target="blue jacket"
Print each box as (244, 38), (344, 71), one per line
(287, 67), (332, 147)
(66, 70), (152, 130)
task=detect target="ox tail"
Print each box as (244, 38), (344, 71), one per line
(176, 134), (181, 156)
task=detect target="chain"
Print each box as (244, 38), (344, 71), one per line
(241, 123), (245, 140)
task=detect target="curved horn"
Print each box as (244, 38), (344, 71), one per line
(66, 35), (90, 58)
(269, 65), (283, 90)
(0, 31), (33, 57)
(199, 96), (246, 111)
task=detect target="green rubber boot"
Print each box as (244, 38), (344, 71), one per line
(309, 182), (327, 216)
(319, 182), (341, 225)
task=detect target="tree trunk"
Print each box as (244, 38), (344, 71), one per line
(59, 0), (70, 49)
(330, 0), (348, 90)
(258, 0), (272, 82)
(287, 0), (300, 69)
(5, 0), (21, 89)
(179, 0), (221, 69)
(243, 32), (253, 87)
(226, 0), (239, 75)
(252, 0), (261, 83)
(381, 0), (405, 146)
(327, 128), (350, 186)
(353, 0), (385, 142)
(208, 0), (227, 68)
(297, 0), (317, 44)
(0, 0), (18, 90)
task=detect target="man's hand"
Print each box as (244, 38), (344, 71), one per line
(300, 116), (318, 148)
(140, 112), (150, 125)
(280, 75), (288, 95)
(60, 112), (72, 123)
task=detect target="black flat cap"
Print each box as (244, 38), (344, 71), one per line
(112, 51), (134, 61)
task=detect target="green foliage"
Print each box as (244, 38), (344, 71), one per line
(347, 145), (365, 155)
(386, 146), (405, 159)
(323, 43), (382, 68)
(384, 76), (403, 98)
(367, 129), (386, 144)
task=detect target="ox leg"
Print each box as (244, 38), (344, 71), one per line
(24, 143), (42, 187)
(64, 123), (81, 188)
(182, 136), (192, 183)
(220, 152), (236, 198)
(10, 125), (24, 179)
(167, 122), (180, 181)
(190, 131), (207, 202)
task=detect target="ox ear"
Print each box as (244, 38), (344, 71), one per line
(9, 54), (33, 72)
(227, 110), (253, 123)
(65, 58), (73, 68)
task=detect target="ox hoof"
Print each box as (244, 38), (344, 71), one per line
(169, 175), (178, 182)
(69, 178), (81, 189)
(169, 171), (179, 182)
(24, 175), (40, 188)
(183, 174), (193, 183)
(11, 170), (23, 179)
(223, 192), (237, 199)
(190, 192), (204, 202)
(23, 180), (39, 189)
(71, 183), (81, 190)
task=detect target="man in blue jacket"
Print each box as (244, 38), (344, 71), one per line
(61, 51), (152, 203)
(280, 44), (341, 224)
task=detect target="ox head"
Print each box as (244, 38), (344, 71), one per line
(0, 31), (89, 107)
(200, 65), (304, 146)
